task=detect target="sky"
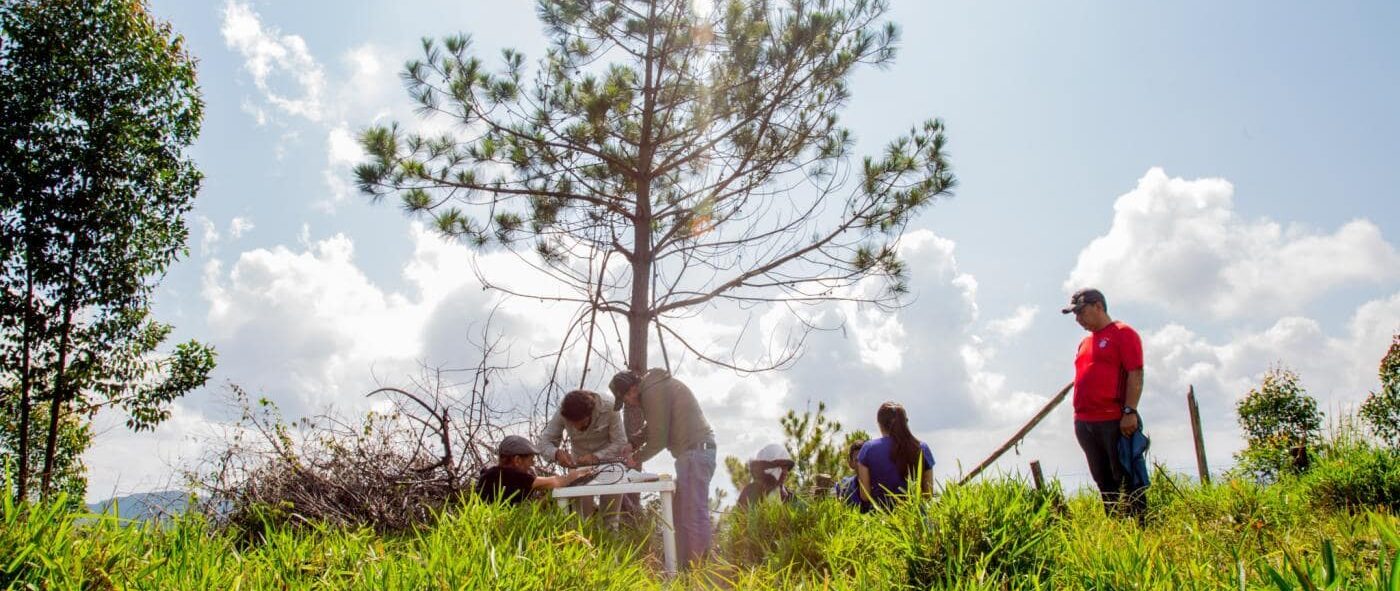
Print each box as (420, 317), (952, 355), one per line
(84, 0), (1400, 502)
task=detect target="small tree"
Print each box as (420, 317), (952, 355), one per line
(1233, 367), (1321, 480)
(723, 454), (750, 494)
(0, 0), (215, 501)
(722, 402), (869, 499)
(356, 0), (955, 390)
(1360, 333), (1400, 448)
(780, 401), (846, 493)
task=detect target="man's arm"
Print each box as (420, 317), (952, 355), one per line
(623, 405), (646, 449)
(1121, 369), (1144, 436)
(536, 413), (572, 466)
(532, 467), (594, 490)
(1125, 369), (1143, 409)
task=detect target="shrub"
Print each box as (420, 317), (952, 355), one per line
(1304, 439), (1400, 511)
(715, 497), (903, 588)
(890, 479), (1063, 589)
(1234, 367), (1322, 481)
(1360, 334), (1400, 448)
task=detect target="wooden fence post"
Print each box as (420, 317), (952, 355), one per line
(1187, 385), (1210, 484)
(1029, 460), (1045, 492)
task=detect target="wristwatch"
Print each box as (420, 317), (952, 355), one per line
(1122, 406), (1137, 416)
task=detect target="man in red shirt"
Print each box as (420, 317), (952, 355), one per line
(1063, 288), (1147, 517)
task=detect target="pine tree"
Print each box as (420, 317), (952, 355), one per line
(356, 0), (954, 380)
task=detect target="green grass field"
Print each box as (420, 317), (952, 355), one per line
(7, 443), (1400, 591)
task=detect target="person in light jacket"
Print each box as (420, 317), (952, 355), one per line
(536, 389), (627, 520)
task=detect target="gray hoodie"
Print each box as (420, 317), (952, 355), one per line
(536, 390), (627, 461)
(626, 368), (715, 464)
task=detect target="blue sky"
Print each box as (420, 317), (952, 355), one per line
(87, 0), (1400, 501)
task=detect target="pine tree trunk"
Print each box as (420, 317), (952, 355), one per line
(627, 6), (659, 374)
(628, 188), (652, 373)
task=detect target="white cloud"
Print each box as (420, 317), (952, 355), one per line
(342, 45), (396, 113)
(1066, 167), (1400, 318)
(221, 1), (327, 122)
(197, 216), (220, 255)
(767, 230), (1043, 456)
(84, 401), (215, 501)
(195, 223), (590, 417)
(239, 99), (269, 127)
(987, 305), (1039, 339)
(1140, 291), (1400, 476)
(272, 130), (300, 161)
(327, 125), (364, 166)
(202, 231), (428, 415)
(229, 217), (255, 239)
(320, 124), (368, 206)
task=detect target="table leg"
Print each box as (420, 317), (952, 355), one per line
(660, 490), (677, 576)
(556, 497), (568, 510)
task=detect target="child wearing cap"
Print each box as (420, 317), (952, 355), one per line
(475, 435), (595, 505)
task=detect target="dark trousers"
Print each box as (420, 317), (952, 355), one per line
(1074, 419), (1147, 518)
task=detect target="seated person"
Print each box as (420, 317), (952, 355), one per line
(475, 435), (592, 505)
(736, 443), (797, 508)
(858, 402), (935, 510)
(834, 438), (870, 510)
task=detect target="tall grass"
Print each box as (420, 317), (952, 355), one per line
(2, 492), (657, 590)
(7, 443), (1400, 590)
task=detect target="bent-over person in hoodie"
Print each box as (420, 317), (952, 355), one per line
(535, 389), (627, 522)
(609, 368), (716, 569)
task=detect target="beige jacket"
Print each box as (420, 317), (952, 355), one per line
(536, 390), (627, 461)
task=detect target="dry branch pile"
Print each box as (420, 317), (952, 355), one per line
(191, 360), (519, 534)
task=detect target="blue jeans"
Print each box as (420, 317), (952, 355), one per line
(674, 446), (716, 567)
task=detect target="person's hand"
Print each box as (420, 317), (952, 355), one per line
(566, 467), (594, 482)
(622, 452), (640, 470)
(577, 453), (598, 465)
(1120, 413), (1140, 437)
(555, 449), (576, 468)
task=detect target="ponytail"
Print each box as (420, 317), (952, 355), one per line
(877, 402), (922, 479)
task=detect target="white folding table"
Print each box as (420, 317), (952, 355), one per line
(551, 478), (678, 575)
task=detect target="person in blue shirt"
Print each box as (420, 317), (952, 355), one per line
(834, 438), (869, 510)
(857, 402), (934, 509)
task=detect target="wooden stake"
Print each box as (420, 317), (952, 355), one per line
(1029, 460), (1045, 492)
(1187, 385), (1210, 484)
(959, 382), (1073, 485)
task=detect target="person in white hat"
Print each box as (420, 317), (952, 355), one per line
(736, 443), (797, 508)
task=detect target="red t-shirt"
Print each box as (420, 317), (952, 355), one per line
(1073, 321), (1144, 421)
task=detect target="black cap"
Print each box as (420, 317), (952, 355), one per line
(497, 435), (539, 456)
(1061, 288), (1106, 314)
(608, 371), (641, 411)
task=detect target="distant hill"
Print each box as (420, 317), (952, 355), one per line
(87, 490), (191, 521)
